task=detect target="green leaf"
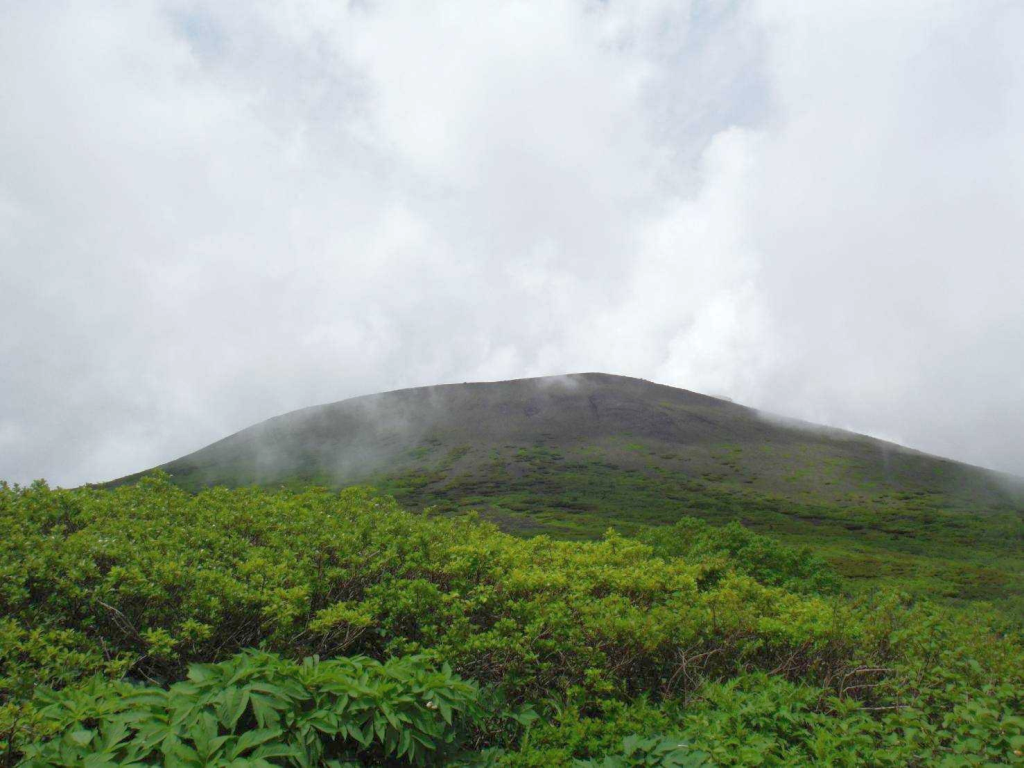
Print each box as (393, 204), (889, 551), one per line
(218, 686), (251, 730)
(229, 728), (283, 759)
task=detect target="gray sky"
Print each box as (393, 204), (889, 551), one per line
(2, 0), (1023, 486)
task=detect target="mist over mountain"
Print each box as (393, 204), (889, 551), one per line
(4, 3), (1024, 489)
(111, 373), (1021, 506)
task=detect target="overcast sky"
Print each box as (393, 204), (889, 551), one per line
(2, 0), (1023, 486)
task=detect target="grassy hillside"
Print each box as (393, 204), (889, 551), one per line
(107, 373), (1024, 613)
(3, 479), (1023, 765)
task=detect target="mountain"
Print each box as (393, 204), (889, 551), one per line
(112, 373), (1018, 505)
(108, 373), (1024, 607)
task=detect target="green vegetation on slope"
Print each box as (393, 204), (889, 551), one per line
(108, 376), (1024, 616)
(3, 477), (1023, 765)
(372, 444), (1024, 616)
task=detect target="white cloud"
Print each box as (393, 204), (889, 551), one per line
(747, 0), (1024, 472)
(1, 0), (1022, 485)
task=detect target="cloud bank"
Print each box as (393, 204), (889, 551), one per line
(2, 0), (1023, 485)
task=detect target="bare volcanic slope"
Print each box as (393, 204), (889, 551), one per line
(109, 373), (1024, 605)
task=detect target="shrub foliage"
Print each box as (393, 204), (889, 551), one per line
(1, 476), (1022, 765)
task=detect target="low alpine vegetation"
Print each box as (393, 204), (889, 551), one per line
(1, 476), (1022, 765)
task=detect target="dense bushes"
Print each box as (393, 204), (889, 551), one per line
(638, 519), (840, 594)
(0, 476), (852, 696)
(2, 476), (1023, 764)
